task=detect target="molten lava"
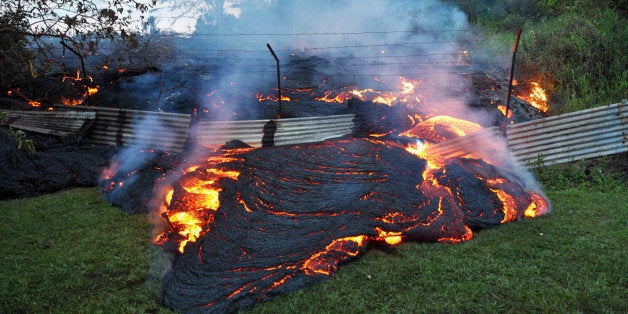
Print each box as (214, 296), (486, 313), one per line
(60, 70), (100, 106)
(400, 115), (482, 143)
(257, 76), (424, 107)
(100, 71), (550, 312)
(153, 135), (549, 312)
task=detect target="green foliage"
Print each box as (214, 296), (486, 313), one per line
(7, 129), (35, 152)
(0, 112), (35, 152)
(519, 8), (627, 113)
(532, 156), (626, 192)
(447, 0), (627, 113)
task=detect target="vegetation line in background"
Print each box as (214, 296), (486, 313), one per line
(447, 0), (627, 113)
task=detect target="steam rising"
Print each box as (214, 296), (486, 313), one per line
(161, 0), (475, 121)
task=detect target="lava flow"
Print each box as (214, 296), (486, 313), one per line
(60, 70), (99, 106)
(152, 112), (549, 312)
(137, 74), (554, 312)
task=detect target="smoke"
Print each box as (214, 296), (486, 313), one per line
(144, 0), (546, 189)
(101, 0), (549, 214)
(127, 1), (551, 307)
(156, 0), (475, 121)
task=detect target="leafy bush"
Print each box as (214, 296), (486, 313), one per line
(0, 12), (35, 86)
(532, 155), (626, 192)
(447, 0), (627, 113)
(0, 112), (35, 152)
(519, 8), (627, 113)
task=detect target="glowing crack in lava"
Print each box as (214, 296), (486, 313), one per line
(154, 136), (549, 312)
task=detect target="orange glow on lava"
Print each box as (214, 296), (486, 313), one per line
(491, 188), (519, 223)
(399, 115), (482, 144)
(59, 70), (100, 106)
(153, 153), (243, 253)
(497, 105), (513, 118)
(301, 235), (367, 275)
(375, 227), (403, 245)
(169, 211), (203, 253)
(525, 192), (550, 217)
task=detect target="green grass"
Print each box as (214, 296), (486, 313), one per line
(1, 177), (625, 313)
(0, 188), (172, 313)
(246, 186), (627, 313)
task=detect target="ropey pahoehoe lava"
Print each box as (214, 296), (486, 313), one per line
(148, 129), (549, 312)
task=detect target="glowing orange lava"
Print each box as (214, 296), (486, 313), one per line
(153, 153), (243, 253)
(59, 70), (100, 106)
(301, 235), (367, 275)
(525, 192), (551, 217)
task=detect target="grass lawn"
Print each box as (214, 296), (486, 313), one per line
(1, 184), (626, 313)
(0, 188), (172, 313)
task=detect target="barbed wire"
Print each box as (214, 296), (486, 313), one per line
(44, 27), (516, 88)
(147, 40), (483, 54)
(148, 29), (475, 37)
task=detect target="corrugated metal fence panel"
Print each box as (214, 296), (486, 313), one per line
(68, 106), (354, 151)
(1, 110), (95, 137)
(70, 106), (192, 152)
(28, 102), (626, 165)
(423, 127), (502, 161)
(196, 114), (355, 148)
(423, 102), (627, 168)
(507, 102), (627, 167)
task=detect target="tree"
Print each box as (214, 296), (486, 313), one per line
(0, 0), (156, 85)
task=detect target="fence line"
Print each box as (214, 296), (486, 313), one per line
(423, 101), (627, 167)
(5, 101), (624, 167)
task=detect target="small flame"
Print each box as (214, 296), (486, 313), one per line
(256, 93), (291, 102)
(165, 189), (174, 206)
(497, 105), (513, 118)
(400, 77), (418, 95)
(87, 86), (99, 96)
(519, 81), (549, 113)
